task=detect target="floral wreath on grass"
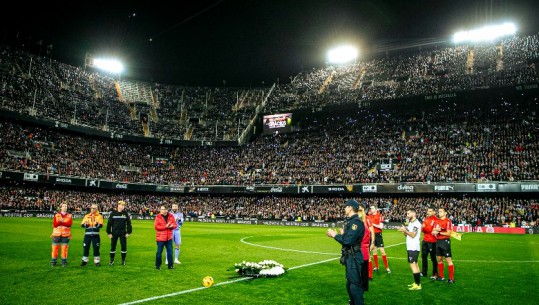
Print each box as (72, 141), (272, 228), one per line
(233, 260), (286, 278)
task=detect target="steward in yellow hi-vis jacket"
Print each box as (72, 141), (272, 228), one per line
(80, 204), (104, 266)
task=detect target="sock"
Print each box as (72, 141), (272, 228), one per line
(382, 255), (389, 269)
(368, 261), (373, 278)
(121, 252), (126, 262)
(448, 264), (454, 280)
(413, 272), (420, 285)
(438, 263), (445, 278)
(61, 244), (69, 259)
(175, 248), (180, 260)
(110, 252), (115, 262)
(373, 254), (379, 269)
(51, 244), (59, 259)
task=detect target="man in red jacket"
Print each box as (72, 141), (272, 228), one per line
(154, 205), (177, 270)
(421, 207), (438, 279)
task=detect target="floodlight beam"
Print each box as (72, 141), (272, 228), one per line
(89, 58), (124, 74)
(453, 22), (517, 44)
(327, 46), (358, 64)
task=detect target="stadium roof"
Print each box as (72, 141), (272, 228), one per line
(2, 0), (538, 87)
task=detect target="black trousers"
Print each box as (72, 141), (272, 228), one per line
(345, 255), (364, 305)
(110, 234), (127, 261)
(83, 234), (100, 257)
(421, 240), (438, 276)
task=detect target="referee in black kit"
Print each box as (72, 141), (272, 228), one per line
(106, 200), (132, 266)
(327, 199), (366, 305)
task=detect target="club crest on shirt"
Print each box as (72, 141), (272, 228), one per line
(352, 224), (358, 230)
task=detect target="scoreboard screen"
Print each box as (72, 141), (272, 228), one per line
(262, 113), (292, 134)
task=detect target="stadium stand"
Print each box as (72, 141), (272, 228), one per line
(1, 35), (538, 228)
(1, 185), (537, 227)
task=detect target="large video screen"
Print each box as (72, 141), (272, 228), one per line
(262, 113), (292, 134)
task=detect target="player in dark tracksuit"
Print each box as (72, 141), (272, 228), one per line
(106, 200), (132, 266)
(327, 199), (366, 305)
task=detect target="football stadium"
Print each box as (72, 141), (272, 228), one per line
(0, 1), (538, 305)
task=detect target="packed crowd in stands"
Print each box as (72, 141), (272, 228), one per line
(2, 34), (538, 141)
(1, 35), (539, 229)
(0, 46), (257, 140)
(265, 34), (539, 112)
(1, 185), (537, 227)
(1, 90), (537, 184)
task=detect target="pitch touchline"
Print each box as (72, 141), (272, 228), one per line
(117, 239), (405, 305)
(117, 277), (251, 305)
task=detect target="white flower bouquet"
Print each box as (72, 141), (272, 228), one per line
(233, 260), (286, 278)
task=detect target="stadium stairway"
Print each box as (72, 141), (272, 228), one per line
(352, 67), (367, 89)
(319, 71), (336, 94)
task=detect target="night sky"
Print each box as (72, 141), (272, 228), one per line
(2, 0), (538, 87)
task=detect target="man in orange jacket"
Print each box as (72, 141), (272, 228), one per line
(154, 205), (177, 270)
(51, 202), (73, 267)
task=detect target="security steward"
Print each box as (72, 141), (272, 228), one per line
(80, 204), (104, 266)
(106, 200), (132, 266)
(327, 199), (366, 305)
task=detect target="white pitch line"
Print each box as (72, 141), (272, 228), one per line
(117, 238), (403, 305)
(117, 277), (251, 305)
(240, 236), (339, 255)
(117, 257), (340, 305)
(288, 257), (340, 269)
(450, 259), (539, 263)
(384, 256), (539, 263)
(240, 236), (406, 255)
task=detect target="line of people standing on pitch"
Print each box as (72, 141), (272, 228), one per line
(50, 200), (132, 267)
(420, 206), (456, 284)
(364, 204), (456, 290)
(397, 206), (456, 291)
(50, 200), (184, 268)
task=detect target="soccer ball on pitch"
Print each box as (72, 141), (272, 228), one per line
(202, 276), (214, 287)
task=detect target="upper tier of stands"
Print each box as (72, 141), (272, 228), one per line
(265, 35), (539, 112)
(1, 34), (538, 141)
(0, 47), (264, 141)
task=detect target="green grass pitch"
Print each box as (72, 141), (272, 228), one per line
(0, 217), (537, 305)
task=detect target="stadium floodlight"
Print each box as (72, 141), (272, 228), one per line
(91, 58), (124, 74)
(85, 53), (124, 75)
(327, 45), (358, 64)
(453, 22), (517, 44)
